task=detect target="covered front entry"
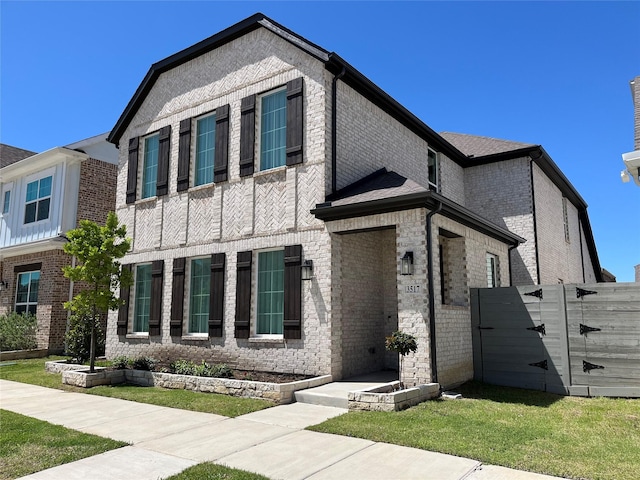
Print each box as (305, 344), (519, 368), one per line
(336, 227), (399, 379)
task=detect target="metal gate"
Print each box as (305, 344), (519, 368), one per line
(471, 283), (640, 397)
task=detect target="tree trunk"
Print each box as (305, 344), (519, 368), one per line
(89, 286), (97, 373)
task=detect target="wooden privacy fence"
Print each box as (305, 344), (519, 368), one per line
(471, 283), (640, 397)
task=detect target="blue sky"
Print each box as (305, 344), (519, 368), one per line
(1, 1), (639, 281)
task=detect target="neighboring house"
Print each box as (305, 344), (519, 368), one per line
(104, 14), (602, 388)
(440, 132), (602, 286)
(0, 134), (118, 353)
(621, 75), (640, 186)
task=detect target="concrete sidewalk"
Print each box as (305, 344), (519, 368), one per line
(0, 379), (565, 480)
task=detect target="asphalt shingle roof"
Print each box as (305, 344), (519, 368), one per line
(439, 132), (535, 157)
(0, 143), (37, 169)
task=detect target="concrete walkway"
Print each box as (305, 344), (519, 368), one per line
(0, 379), (566, 480)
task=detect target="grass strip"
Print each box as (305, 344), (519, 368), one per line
(0, 409), (127, 480)
(308, 382), (640, 480)
(0, 357), (271, 417)
(166, 462), (270, 480)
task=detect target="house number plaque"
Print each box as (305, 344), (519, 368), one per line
(405, 285), (421, 294)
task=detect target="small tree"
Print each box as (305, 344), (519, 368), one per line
(385, 330), (418, 389)
(62, 212), (131, 372)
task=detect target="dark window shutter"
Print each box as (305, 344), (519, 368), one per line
(286, 78), (304, 166)
(170, 258), (185, 336)
(239, 95), (256, 177)
(177, 118), (191, 192)
(209, 253), (226, 337)
(214, 105), (230, 183)
(126, 137), (139, 204)
(149, 260), (164, 336)
(234, 251), (252, 338)
(284, 245), (302, 339)
(117, 264), (132, 335)
(156, 126), (171, 196)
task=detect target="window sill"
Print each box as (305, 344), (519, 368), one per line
(253, 165), (287, 178)
(248, 337), (285, 345)
(181, 335), (209, 341)
(188, 182), (216, 194)
(134, 196), (157, 206)
(126, 333), (149, 340)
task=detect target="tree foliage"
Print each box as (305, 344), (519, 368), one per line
(385, 330), (418, 389)
(62, 212), (131, 371)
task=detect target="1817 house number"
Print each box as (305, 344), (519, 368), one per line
(405, 285), (421, 294)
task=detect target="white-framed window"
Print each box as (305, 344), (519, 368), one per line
(15, 270), (40, 315)
(428, 149), (439, 192)
(259, 87), (287, 171)
(486, 253), (499, 288)
(194, 113), (216, 186)
(562, 197), (570, 243)
(2, 190), (10, 214)
(141, 134), (160, 199)
(256, 249), (285, 336)
(24, 175), (52, 224)
(188, 257), (211, 334)
(133, 263), (152, 333)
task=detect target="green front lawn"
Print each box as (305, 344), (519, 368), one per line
(0, 357), (271, 417)
(166, 463), (270, 480)
(0, 409), (127, 480)
(309, 382), (640, 480)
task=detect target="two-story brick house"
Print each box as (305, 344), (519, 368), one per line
(0, 134), (118, 353)
(105, 14), (602, 388)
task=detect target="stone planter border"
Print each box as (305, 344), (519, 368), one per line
(56, 362), (332, 404)
(1, 349), (49, 362)
(348, 381), (440, 411)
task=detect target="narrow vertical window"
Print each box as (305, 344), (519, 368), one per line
(562, 197), (570, 243)
(260, 89), (287, 171)
(2, 190), (10, 214)
(486, 253), (499, 288)
(15, 271), (39, 315)
(257, 250), (284, 335)
(195, 114), (216, 186)
(141, 134), (159, 199)
(24, 176), (52, 224)
(428, 149), (438, 191)
(134, 264), (152, 332)
(189, 257), (211, 334)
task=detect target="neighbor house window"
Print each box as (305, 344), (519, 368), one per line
(260, 88), (287, 171)
(256, 250), (284, 335)
(15, 271), (39, 315)
(562, 197), (570, 243)
(2, 190), (10, 214)
(141, 134), (159, 199)
(486, 253), (499, 288)
(194, 114), (216, 186)
(133, 264), (152, 332)
(188, 257), (211, 334)
(24, 176), (52, 224)
(428, 149), (439, 191)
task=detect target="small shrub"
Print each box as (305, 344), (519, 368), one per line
(210, 363), (233, 378)
(112, 356), (130, 370)
(0, 312), (38, 351)
(65, 312), (105, 364)
(169, 359), (233, 378)
(132, 356), (156, 371)
(171, 359), (196, 375)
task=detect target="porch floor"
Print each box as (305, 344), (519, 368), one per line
(295, 371), (398, 408)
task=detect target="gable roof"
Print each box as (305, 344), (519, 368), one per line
(0, 144), (37, 169)
(440, 132), (535, 157)
(107, 13), (465, 163)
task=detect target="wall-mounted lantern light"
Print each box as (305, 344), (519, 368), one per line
(0, 280), (8, 292)
(301, 260), (314, 280)
(401, 251), (414, 275)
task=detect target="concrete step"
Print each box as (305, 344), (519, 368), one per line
(294, 388), (349, 409)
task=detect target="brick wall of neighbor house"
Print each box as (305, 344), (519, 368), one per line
(433, 215), (510, 388)
(633, 76), (640, 150)
(1, 250), (72, 352)
(532, 163), (590, 284)
(335, 82), (466, 200)
(107, 29), (333, 375)
(76, 158), (117, 225)
(635, 265), (640, 282)
(465, 157), (537, 285)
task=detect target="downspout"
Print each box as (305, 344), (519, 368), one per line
(426, 201), (443, 384)
(331, 66), (346, 195)
(529, 156), (542, 285)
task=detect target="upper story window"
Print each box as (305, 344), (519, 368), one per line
(15, 270), (40, 315)
(428, 149), (439, 192)
(2, 190), (10, 214)
(141, 134), (159, 199)
(260, 88), (287, 171)
(486, 253), (499, 288)
(194, 114), (216, 186)
(562, 197), (570, 243)
(24, 176), (52, 224)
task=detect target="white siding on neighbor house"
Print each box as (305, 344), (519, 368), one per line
(0, 161), (81, 249)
